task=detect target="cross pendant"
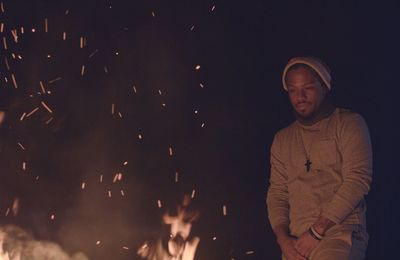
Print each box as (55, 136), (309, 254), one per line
(305, 159), (312, 172)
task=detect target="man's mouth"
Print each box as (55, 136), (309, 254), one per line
(296, 103), (309, 110)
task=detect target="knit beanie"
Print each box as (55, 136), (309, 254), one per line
(282, 56), (331, 91)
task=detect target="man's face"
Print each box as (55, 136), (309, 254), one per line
(285, 66), (328, 119)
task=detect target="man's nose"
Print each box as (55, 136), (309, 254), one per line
(296, 89), (306, 101)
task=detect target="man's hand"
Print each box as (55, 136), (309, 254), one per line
(313, 216), (336, 235)
(294, 230), (320, 258)
(278, 236), (307, 260)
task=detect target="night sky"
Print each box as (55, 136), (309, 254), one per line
(0, 0), (398, 259)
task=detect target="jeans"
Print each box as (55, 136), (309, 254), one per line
(282, 225), (368, 260)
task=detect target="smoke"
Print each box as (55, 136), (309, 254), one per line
(0, 225), (88, 260)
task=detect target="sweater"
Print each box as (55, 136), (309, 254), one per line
(266, 108), (373, 237)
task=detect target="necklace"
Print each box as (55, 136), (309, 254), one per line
(299, 129), (314, 172)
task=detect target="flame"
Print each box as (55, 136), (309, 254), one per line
(138, 195), (200, 260)
(0, 232), (11, 260)
(0, 226), (88, 260)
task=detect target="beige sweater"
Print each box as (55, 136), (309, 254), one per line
(266, 108), (373, 237)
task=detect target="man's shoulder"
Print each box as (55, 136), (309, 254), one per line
(334, 108), (366, 125)
(274, 121), (297, 138)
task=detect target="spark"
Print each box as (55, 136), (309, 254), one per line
(113, 173), (119, 183)
(12, 198), (19, 216)
(44, 18), (48, 32)
(175, 172), (179, 183)
(138, 134), (143, 139)
(18, 142), (26, 150)
(0, 2), (3, 13)
(11, 29), (18, 42)
(111, 103), (115, 114)
(120, 190), (125, 196)
(22, 161), (26, 171)
(81, 182), (86, 190)
(108, 190), (112, 198)
(200, 83), (204, 88)
(211, 5), (216, 11)
(245, 250), (255, 255)
(50, 214), (55, 220)
(19, 112), (26, 121)
(31, 28), (36, 32)
(223, 205), (227, 216)
(48, 76), (61, 84)
(4, 57), (10, 70)
(169, 146), (173, 156)
(133, 85), (137, 93)
(45, 117), (54, 124)
(123, 161), (128, 166)
(39, 81), (46, 93)
(122, 246), (129, 250)
(80, 36), (85, 48)
(191, 189), (196, 199)
(81, 65), (85, 76)
(100, 174), (103, 183)
(1, 37), (5, 50)
(201, 123), (205, 128)
(0, 23), (3, 33)
(96, 241), (101, 245)
(11, 73), (18, 88)
(26, 107), (39, 118)
(190, 25), (195, 31)
(89, 49), (98, 58)
(5, 208), (10, 216)
(157, 200), (162, 208)
(41, 101), (53, 113)
(62, 32), (67, 40)
(195, 65), (201, 70)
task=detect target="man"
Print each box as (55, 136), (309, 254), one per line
(266, 57), (372, 260)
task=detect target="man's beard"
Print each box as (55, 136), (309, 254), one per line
(294, 97), (335, 125)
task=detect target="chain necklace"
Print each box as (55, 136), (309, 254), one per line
(299, 129), (314, 172)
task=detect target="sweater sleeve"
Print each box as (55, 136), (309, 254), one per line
(321, 114), (373, 224)
(266, 132), (290, 229)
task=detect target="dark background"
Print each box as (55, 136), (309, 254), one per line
(0, 0), (397, 259)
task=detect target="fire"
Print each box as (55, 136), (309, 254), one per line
(138, 195), (200, 260)
(0, 225), (88, 260)
(0, 232), (10, 260)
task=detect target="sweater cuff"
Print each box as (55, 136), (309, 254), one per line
(321, 195), (354, 224)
